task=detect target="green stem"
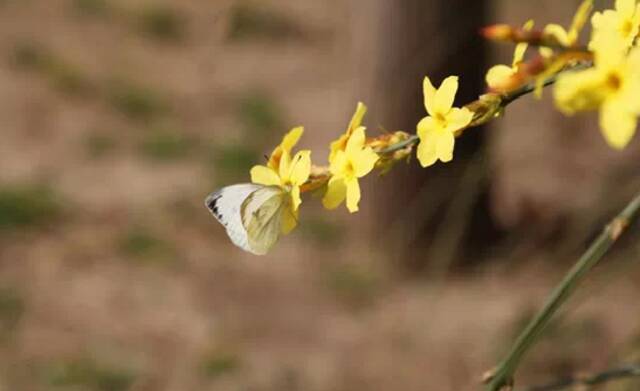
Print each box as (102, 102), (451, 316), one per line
(484, 191), (640, 391)
(378, 134), (418, 154)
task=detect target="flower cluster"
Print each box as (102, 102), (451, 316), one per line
(482, 0), (640, 149)
(213, 0), (640, 253)
(555, 0), (640, 149)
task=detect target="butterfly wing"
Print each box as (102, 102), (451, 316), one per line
(241, 186), (287, 255)
(205, 183), (262, 253)
(205, 184), (286, 255)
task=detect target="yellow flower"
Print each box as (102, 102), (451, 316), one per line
(267, 126), (304, 171)
(323, 127), (378, 213)
(416, 76), (474, 167)
(250, 128), (311, 232)
(486, 20), (534, 90)
(543, 0), (593, 49)
(536, 1), (593, 97)
(554, 46), (640, 149)
(329, 102), (367, 162)
(590, 0), (640, 54)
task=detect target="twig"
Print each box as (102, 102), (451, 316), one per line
(500, 61), (591, 106)
(499, 74), (559, 106)
(379, 134), (419, 154)
(379, 62), (590, 156)
(484, 191), (640, 391)
(518, 363), (640, 391)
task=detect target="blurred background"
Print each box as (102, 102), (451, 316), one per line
(1, 0), (640, 390)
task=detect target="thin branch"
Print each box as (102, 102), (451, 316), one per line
(378, 134), (419, 154)
(499, 74), (559, 106)
(519, 363), (640, 391)
(501, 61), (591, 106)
(484, 191), (640, 391)
(379, 62), (590, 156)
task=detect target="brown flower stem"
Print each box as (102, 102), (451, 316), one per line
(484, 191), (640, 391)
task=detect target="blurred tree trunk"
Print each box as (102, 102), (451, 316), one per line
(357, 0), (492, 272)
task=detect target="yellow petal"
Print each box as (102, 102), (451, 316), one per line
(282, 126), (303, 152)
(513, 20), (534, 65)
(278, 150), (291, 180)
(544, 24), (570, 46)
(600, 100), (637, 149)
(345, 126), (366, 156)
(591, 10), (603, 30)
(353, 147), (379, 178)
(597, 40), (628, 68)
(329, 134), (349, 163)
(329, 150), (348, 176)
(631, 5), (640, 40)
(250, 165), (281, 186)
(434, 76), (459, 114)
(281, 205), (298, 234)
(616, 0), (635, 16)
(423, 76), (437, 116)
(523, 19), (535, 30)
(568, 0), (593, 42)
(322, 176), (347, 210)
(590, 11), (630, 56)
(539, 47), (554, 58)
(628, 47), (640, 68)
(329, 103), (368, 162)
(486, 65), (516, 89)
(347, 102), (367, 134)
(622, 48), (640, 113)
(435, 130), (455, 162)
(417, 115), (437, 135)
(443, 107), (474, 133)
(553, 68), (608, 114)
(289, 150), (311, 185)
(416, 118), (438, 168)
(268, 126), (304, 170)
(345, 178), (361, 213)
(589, 11), (610, 40)
(290, 184), (302, 211)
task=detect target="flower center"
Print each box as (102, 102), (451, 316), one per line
(606, 72), (623, 91)
(344, 161), (356, 178)
(435, 113), (448, 128)
(621, 19), (634, 38)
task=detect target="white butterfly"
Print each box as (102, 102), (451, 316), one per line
(205, 184), (294, 255)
